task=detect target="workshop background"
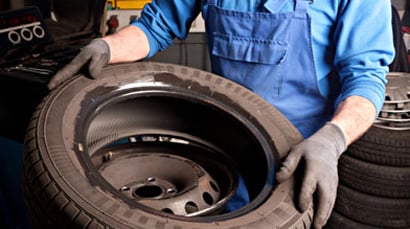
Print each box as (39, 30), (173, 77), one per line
(0, 0), (409, 228)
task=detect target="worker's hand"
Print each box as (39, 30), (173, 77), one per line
(276, 122), (347, 229)
(47, 38), (110, 90)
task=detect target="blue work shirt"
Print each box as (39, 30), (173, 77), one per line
(132, 0), (395, 116)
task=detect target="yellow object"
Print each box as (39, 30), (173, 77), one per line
(113, 0), (152, 9)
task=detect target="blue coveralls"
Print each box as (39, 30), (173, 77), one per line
(202, 0), (332, 210)
(204, 0), (333, 138)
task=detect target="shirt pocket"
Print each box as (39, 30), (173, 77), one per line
(212, 33), (288, 65)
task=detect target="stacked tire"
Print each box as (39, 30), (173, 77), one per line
(325, 72), (410, 228)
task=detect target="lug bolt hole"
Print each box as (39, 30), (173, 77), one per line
(134, 185), (163, 198)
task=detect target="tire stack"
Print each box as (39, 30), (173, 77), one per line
(325, 72), (410, 228)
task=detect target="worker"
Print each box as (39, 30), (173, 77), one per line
(47, 1), (395, 228)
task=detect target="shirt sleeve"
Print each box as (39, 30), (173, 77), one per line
(332, 0), (395, 115)
(131, 0), (201, 58)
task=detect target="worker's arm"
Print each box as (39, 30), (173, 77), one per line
(47, 0), (200, 90)
(102, 25), (150, 63)
(330, 95), (376, 145)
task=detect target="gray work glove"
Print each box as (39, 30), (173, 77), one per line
(47, 38), (110, 90)
(276, 122), (347, 229)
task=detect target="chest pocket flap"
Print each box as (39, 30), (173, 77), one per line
(212, 33), (288, 65)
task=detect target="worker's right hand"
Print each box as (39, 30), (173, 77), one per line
(47, 38), (110, 90)
(276, 122), (347, 229)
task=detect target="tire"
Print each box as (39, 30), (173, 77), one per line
(333, 184), (410, 228)
(22, 62), (312, 228)
(324, 211), (385, 229)
(346, 126), (410, 166)
(338, 153), (410, 198)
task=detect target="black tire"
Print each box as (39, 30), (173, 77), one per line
(333, 184), (410, 228)
(338, 153), (410, 198)
(22, 62), (312, 228)
(324, 211), (385, 229)
(346, 126), (410, 166)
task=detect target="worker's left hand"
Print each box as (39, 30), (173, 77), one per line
(47, 38), (110, 90)
(275, 122), (347, 229)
